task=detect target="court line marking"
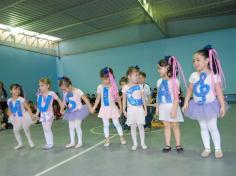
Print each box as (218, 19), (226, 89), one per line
(33, 134), (118, 176)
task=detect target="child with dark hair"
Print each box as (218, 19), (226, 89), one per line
(92, 67), (126, 147)
(59, 76), (93, 149)
(7, 84), (35, 149)
(0, 81), (8, 111)
(139, 71), (153, 131)
(183, 45), (227, 158)
(156, 56), (187, 153)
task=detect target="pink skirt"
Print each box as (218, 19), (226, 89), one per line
(98, 105), (120, 119)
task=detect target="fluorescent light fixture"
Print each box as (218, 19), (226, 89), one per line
(0, 23), (61, 41)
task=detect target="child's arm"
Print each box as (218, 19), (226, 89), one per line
(122, 93), (127, 117)
(23, 101), (34, 120)
(81, 95), (93, 113)
(183, 83), (193, 112)
(54, 97), (65, 116)
(141, 92), (147, 117)
(92, 94), (101, 113)
(117, 96), (123, 113)
(170, 95), (179, 118)
(215, 83), (226, 117)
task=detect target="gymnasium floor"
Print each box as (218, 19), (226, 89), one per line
(0, 105), (235, 176)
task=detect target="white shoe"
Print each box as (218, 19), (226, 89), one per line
(141, 144), (148, 150)
(104, 139), (111, 147)
(120, 137), (127, 145)
(65, 143), (75, 148)
(75, 144), (83, 148)
(131, 145), (138, 151)
(42, 144), (54, 150)
(29, 141), (35, 148)
(201, 149), (211, 158)
(14, 145), (24, 150)
(215, 150), (223, 159)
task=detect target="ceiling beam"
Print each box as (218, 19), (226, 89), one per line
(41, 6), (142, 34)
(164, 0), (236, 20)
(61, 14), (148, 41)
(0, 0), (28, 12)
(15, 0), (99, 27)
(138, 0), (168, 37)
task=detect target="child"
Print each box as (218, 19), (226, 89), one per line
(183, 45), (227, 158)
(7, 84), (35, 149)
(36, 78), (63, 150)
(92, 67), (126, 147)
(59, 76), (93, 148)
(122, 66), (148, 150)
(119, 76), (129, 130)
(156, 56), (187, 153)
(139, 71), (153, 131)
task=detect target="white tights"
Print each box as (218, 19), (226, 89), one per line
(42, 120), (54, 146)
(130, 124), (145, 146)
(102, 118), (123, 138)
(13, 123), (34, 146)
(68, 119), (83, 145)
(198, 118), (221, 150)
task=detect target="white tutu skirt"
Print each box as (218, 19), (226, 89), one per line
(9, 112), (34, 128)
(98, 105), (120, 119)
(126, 106), (145, 126)
(159, 104), (184, 122)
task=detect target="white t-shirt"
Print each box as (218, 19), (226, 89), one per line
(37, 91), (58, 114)
(7, 97), (25, 117)
(189, 72), (221, 103)
(97, 84), (116, 107)
(140, 83), (151, 104)
(122, 84), (144, 107)
(63, 88), (84, 111)
(157, 78), (180, 104)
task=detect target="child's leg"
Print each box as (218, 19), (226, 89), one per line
(112, 118), (123, 137)
(68, 120), (75, 145)
(137, 124), (146, 146)
(163, 122), (171, 146)
(198, 120), (210, 150)
(22, 125), (34, 147)
(172, 122), (181, 146)
(102, 118), (110, 138)
(13, 125), (23, 147)
(42, 120), (54, 146)
(74, 119), (83, 145)
(130, 124), (137, 146)
(207, 118), (221, 150)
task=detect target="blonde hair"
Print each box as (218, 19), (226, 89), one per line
(39, 77), (51, 89)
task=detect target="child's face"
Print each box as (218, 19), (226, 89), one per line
(11, 86), (21, 97)
(120, 81), (126, 88)
(139, 75), (146, 84)
(60, 84), (71, 92)
(101, 77), (110, 85)
(193, 53), (209, 72)
(128, 71), (139, 84)
(157, 64), (168, 78)
(39, 82), (50, 93)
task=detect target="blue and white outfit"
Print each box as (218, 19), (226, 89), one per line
(157, 78), (184, 122)
(185, 72), (224, 151)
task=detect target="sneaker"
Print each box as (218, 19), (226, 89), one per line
(215, 150), (223, 159)
(75, 144), (83, 148)
(131, 145), (138, 151)
(141, 144), (148, 150)
(42, 144), (54, 150)
(104, 139), (111, 147)
(65, 143), (75, 148)
(201, 149), (211, 158)
(14, 145), (24, 150)
(120, 137), (127, 145)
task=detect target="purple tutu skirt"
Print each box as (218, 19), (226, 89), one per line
(63, 105), (90, 121)
(184, 99), (228, 121)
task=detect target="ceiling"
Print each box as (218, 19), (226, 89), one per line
(0, 0), (236, 41)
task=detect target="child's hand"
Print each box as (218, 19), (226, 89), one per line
(155, 108), (159, 116)
(182, 102), (189, 112)
(144, 110), (147, 117)
(220, 106), (225, 118)
(60, 109), (65, 115)
(90, 107), (95, 114)
(170, 109), (177, 118)
(123, 111), (127, 117)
